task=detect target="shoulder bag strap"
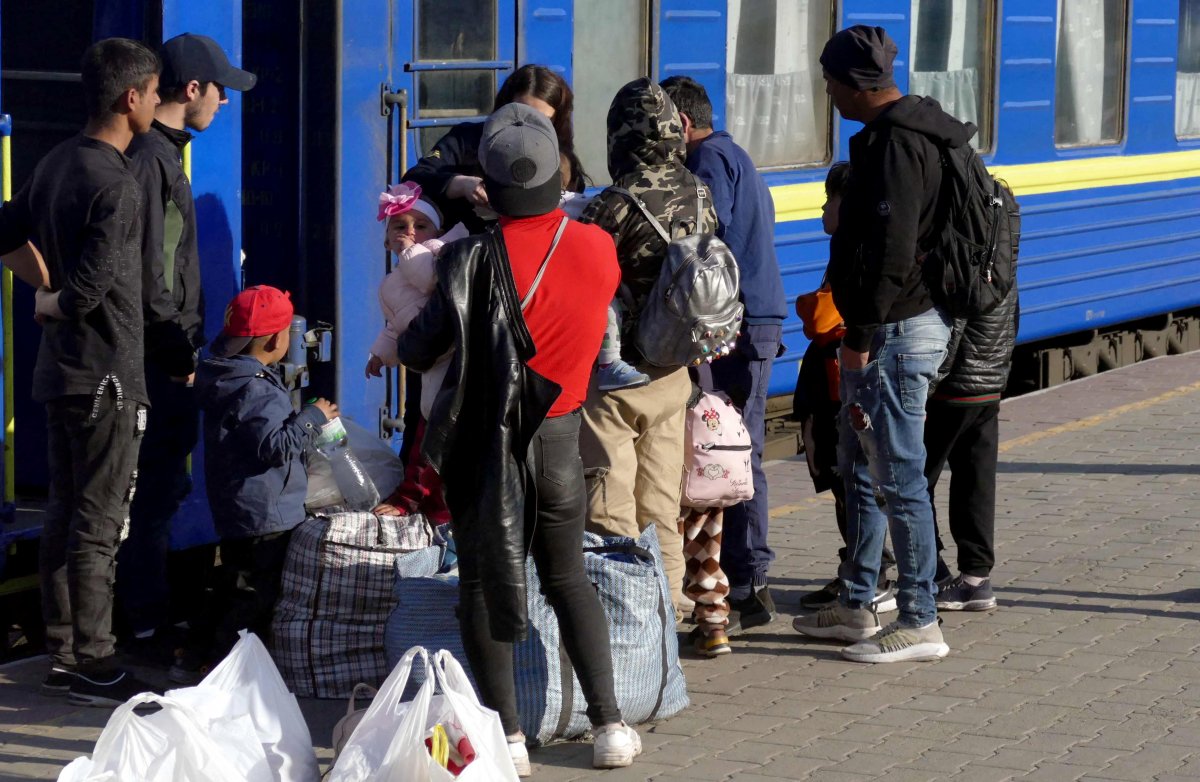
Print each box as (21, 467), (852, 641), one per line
(695, 185), (707, 235)
(607, 187), (672, 244)
(520, 215), (569, 311)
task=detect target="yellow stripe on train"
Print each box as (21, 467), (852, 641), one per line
(770, 149), (1200, 224)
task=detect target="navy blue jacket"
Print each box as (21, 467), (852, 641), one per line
(195, 354), (328, 540)
(685, 131), (786, 324)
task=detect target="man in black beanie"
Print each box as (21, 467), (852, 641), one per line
(793, 25), (972, 664)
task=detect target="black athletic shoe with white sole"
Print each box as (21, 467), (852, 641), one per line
(936, 576), (997, 611)
(68, 668), (157, 708)
(41, 666), (77, 695)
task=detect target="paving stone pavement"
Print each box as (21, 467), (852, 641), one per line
(2, 352), (1199, 781)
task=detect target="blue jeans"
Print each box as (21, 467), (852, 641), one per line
(711, 323), (781, 600)
(837, 309), (951, 628)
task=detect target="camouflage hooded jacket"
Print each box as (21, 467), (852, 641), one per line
(580, 78), (718, 365)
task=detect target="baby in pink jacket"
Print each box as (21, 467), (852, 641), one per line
(364, 182), (467, 417)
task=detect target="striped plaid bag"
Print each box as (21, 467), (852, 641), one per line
(271, 510), (433, 698)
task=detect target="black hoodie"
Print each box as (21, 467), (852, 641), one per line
(828, 95), (975, 352)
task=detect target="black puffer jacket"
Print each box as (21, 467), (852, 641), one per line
(933, 285), (1019, 402)
(579, 79), (717, 365)
(396, 226), (560, 642)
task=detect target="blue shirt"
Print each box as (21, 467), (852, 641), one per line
(685, 131), (786, 323)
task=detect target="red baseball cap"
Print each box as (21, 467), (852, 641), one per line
(210, 285), (294, 357)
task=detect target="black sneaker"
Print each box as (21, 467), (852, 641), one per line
(799, 578), (841, 610)
(936, 575), (997, 611)
(41, 666), (77, 695)
(68, 668), (157, 708)
(729, 586), (776, 630)
(168, 649), (212, 685)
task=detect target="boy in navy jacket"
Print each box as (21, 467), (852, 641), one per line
(180, 286), (336, 680)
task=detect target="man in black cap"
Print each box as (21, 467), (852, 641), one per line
(117, 33), (255, 655)
(793, 25), (970, 664)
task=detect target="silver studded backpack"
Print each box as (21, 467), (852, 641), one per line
(609, 186), (744, 368)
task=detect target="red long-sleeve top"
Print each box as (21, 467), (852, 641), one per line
(500, 209), (619, 418)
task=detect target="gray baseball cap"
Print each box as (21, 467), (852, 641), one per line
(478, 103), (561, 217)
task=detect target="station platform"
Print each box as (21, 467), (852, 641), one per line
(2, 351), (1198, 781)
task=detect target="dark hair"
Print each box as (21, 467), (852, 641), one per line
(660, 75), (713, 130)
(495, 64), (587, 182)
(81, 38), (161, 120)
(559, 149), (589, 194)
(825, 161), (851, 198)
(161, 80), (212, 103)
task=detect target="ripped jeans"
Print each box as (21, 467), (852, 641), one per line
(836, 308), (951, 628)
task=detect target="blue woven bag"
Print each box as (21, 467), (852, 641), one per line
(515, 525), (688, 745)
(385, 525), (688, 745)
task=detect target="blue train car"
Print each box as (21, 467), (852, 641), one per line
(2, 0), (1199, 536)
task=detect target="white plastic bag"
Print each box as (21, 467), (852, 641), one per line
(327, 646), (519, 782)
(169, 631), (320, 782)
(306, 417), (405, 510)
(56, 693), (269, 782)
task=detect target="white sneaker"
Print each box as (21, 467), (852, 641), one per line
(872, 580), (898, 614)
(508, 738), (531, 777)
(593, 722), (642, 769)
(841, 619), (950, 663)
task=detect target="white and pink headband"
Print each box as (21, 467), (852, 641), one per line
(377, 181), (443, 230)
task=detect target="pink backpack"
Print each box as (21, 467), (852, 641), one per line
(682, 389), (754, 509)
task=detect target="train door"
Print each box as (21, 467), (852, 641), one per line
(375, 0), (517, 436)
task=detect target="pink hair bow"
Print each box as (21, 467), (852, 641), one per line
(377, 181), (423, 222)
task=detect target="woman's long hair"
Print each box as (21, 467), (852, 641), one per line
(495, 65), (588, 185)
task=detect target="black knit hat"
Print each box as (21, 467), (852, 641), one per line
(820, 25), (898, 92)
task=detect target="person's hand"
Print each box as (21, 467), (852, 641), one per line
(34, 287), (64, 322)
(364, 354), (384, 378)
(839, 346), (870, 371)
(446, 175), (488, 206)
(171, 373), (195, 385)
(312, 398), (339, 420)
(372, 502), (407, 518)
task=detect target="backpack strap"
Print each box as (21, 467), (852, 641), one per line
(520, 215), (569, 311)
(607, 187), (672, 244)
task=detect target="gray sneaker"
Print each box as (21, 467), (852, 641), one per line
(792, 603), (880, 642)
(841, 620), (950, 663)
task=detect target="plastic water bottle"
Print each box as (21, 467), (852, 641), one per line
(313, 417), (380, 511)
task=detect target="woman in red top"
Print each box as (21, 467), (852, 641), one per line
(398, 104), (641, 775)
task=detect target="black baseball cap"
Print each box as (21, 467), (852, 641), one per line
(160, 33), (256, 92)
(478, 103), (562, 217)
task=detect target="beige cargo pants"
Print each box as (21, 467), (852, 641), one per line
(580, 365), (690, 613)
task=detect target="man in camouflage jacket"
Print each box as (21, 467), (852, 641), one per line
(579, 79), (717, 615)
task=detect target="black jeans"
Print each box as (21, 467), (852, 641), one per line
(924, 401), (999, 577)
(710, 325), (779, 600)
(41, 391), (145, 671)
(188, 529), (293, 663)
(457, 410), (621, 735)
(117, 368), (198, 634)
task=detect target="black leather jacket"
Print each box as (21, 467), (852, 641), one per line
(934, 285), (1019, 400)
(396, 226), (560, 642)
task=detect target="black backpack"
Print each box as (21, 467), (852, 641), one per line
(921, 143), (1020, 318)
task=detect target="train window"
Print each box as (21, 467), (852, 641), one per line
(573, 0), (652, 186)
(1054, 0), (1128, 147)
(725, 0), (834, 168)
(414, 0), (499, 153)
(1179, 0), (1200, 138)
(910, 1), (996, 152)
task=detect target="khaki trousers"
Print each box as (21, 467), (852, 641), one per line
(580, 365), (690, 610)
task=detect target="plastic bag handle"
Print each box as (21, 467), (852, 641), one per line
(346, 683), (378, 717)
